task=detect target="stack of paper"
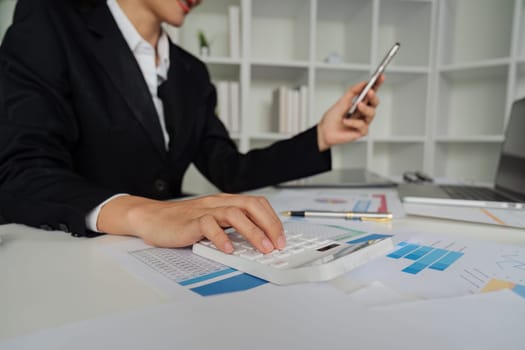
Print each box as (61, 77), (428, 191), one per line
(403, 202), (525, 229)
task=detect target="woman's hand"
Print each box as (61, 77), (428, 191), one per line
(317, 76), (384, 151)
(97, 193), (286, 254)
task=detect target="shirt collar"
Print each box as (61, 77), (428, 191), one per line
(107, 0), (143, 51)
(107, 0), (170, 81)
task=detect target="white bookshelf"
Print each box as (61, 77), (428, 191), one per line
(0, 0), (523, 193)
(433, 0), (519, 183)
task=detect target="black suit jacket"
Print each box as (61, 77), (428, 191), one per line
(0, 0), (331, 236)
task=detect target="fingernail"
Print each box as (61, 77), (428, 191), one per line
(277, 234), (286, 249)
(262, 238), (274, 252)
(223, 241), (234, 254)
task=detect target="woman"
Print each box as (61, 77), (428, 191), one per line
(0, 0), (382, 254)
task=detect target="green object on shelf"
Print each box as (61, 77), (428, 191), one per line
(198, 30), (210, 49)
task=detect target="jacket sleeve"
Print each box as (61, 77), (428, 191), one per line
(0, 10), (117, 236)
(192, 72), (332, 194)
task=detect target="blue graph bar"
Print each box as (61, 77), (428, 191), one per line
(190, 273), (267, 296)
(387, 244), (421, 259)
(429, 251), (464, 271)
(347, 234), (393, 244)
(513, 284), (525, 298)
(179, 268), (237, 286)
(403, 248), (449, 274)
(405, 246), (433, 260)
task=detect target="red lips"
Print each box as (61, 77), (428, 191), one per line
(178, 0), (190, 14)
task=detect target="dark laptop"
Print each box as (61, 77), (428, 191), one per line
(398, 97), (525, 209)
(277, 168), (397, 188)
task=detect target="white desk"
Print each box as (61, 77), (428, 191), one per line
(1, 198), (524, 348)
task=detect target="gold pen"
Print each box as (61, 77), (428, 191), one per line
(281, 210), (393, 222)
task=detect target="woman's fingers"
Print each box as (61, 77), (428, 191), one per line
(242, 196), (285, 249)
(211, 206), (276, 253)
(199, 214), (235, 253)
(136, 194), (285, 253)
(201, 194), (285, 251)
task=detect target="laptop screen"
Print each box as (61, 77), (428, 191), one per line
(494, 98), (525, 197)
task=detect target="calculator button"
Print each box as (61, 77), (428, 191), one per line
(233, 248), (247, 255)
(273, 251), (291, 259)
(290, 247), (305, 254)
(257, 256), (275, 264)
(304, 242), (320, 249)
(271, 260), (289, 269)
(286, 232), (303, 239)
(240, 251), (263, 260)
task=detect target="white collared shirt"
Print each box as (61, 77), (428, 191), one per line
(85, 0), (172, 232)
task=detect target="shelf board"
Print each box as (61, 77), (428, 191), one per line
(387, 65), (430, 74)
(371, 136), (426, 143)
(313, 63), (429, 75)
(439, 61), (509, 82)
(439, 57), (511, 72)
(434, 135), (505, 143)
(201, 57), (242, 65)
(315, 62), (370, 71)
(250, 59), (309, 69)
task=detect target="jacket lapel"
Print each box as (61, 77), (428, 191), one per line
(82, 4), (166, 158)
(163, 45), (193, 160)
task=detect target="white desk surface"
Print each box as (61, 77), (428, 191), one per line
(1, 196), (524, 346)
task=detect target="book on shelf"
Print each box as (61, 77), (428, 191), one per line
(273, 86), (287, 133)
(298, 85), (308, 131)
(272, 85), (308, 134)
(288, 88), (298, 134)
(215, 80), (240, 133)
(229, 81), (240, 133)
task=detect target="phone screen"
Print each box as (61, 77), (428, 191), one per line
(345, 42), (400, 119)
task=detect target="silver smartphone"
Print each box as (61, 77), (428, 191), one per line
(346, 42), (400, 118)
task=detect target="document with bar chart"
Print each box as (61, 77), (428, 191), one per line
(100, 221), (389, 299)
(266, 188), (405, 218)
(347, 234), (525, 300)
(101, 237), (268, 300)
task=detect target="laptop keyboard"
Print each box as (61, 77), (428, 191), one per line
(440, 185), (511, 202)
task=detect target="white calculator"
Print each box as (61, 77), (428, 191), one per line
(192, 222), (393, 285)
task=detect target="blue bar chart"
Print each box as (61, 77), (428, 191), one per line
(131, 247), (267, 296)
(387, 242), (464, 275)
(347, 233), (393, 244)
